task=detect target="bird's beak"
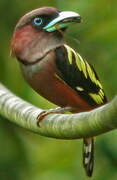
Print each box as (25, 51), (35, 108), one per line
(43, 11), (81, 32)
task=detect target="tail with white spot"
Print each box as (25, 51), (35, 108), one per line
(83, 138), (94, 177)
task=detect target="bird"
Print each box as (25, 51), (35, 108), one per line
(11, 6), (107, 177)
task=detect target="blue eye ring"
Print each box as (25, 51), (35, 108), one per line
(33, 17), (43, 26)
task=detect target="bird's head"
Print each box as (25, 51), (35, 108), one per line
(11, 7), (81, 64)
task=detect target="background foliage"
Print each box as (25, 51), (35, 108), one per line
(0, 0), (117, 179)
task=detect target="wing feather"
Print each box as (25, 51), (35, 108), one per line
(55, 45), (107, 107)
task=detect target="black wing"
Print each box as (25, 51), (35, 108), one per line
(54, 44), (107, 107)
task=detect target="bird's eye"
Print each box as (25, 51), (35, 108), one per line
(33, 17), (43, 26)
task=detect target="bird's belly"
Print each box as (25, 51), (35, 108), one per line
(20, 52), (92, 112)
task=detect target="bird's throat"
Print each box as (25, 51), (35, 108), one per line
(17, 50), (52, 66)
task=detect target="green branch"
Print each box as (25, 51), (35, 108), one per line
(0, 83), (117, 139)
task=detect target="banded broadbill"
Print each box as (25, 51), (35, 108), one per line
(11, 6), (107, 177)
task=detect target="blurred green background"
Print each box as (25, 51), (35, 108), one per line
(0, 0), (117, 179)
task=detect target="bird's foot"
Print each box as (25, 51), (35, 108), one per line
(37, 106), (72, 127)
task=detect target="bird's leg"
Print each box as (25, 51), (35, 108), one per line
(37, 106), (74, 126)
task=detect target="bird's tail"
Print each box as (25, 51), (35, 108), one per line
(83, 138), (94, 177)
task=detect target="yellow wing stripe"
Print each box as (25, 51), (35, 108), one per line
(86, 62), (103, 89)
(89, 93), (103, 104)
(71, 47), (82, 71)
(54, 73), (64, 81)
(99, 89), (104, 98)
(96, 80), (103, 89)
(54, 73), (68, 86)
(64, 44), (72, 64)
(78, 54), (88, 78)
(86, 62), (96, 84)
(75, 54), (82, 71)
